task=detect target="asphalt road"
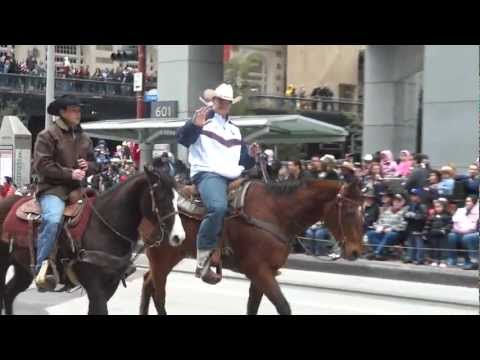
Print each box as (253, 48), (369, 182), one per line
(6, 259), (478, 315)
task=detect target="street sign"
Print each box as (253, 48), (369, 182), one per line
(133, 72), (143, 92)
(151, 101), (178, 118)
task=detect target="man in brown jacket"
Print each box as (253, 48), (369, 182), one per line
(33, 95), (98, 289)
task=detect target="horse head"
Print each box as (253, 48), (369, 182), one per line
(323, 177), (364, 261)
(143, 166), (186, 247)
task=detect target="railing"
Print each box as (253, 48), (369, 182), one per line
(0, 73), (156, 98)
(248, 94), (363, 115)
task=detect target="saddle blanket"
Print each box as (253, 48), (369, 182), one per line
(1, 196), (96, 249)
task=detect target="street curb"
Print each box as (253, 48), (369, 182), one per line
(285, 255), (478, 289)
(132, 246), (478, 289)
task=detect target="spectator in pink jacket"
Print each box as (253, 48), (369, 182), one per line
(447, 196), (479, 270)
(396, 150), (413, 177)
(380, 150), (398, 178)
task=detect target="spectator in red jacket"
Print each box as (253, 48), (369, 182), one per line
(0, 176), (15, 198)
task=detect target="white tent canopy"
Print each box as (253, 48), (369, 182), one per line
(82, 115), (348, 145)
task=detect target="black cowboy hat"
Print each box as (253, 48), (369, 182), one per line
(47, 95), (83, 116)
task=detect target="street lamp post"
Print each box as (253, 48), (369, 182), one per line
(45, 45), (55, 128)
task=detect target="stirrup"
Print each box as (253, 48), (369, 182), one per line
(35, 260), (58, 292)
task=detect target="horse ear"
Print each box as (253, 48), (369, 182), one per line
(144, 165), (157, 181)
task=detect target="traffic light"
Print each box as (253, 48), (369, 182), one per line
(111, 46), (138, 61)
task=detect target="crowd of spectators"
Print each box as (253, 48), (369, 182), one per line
(285, 84), (335, 111)
(0, 51), (156, 94)
(271, 150), (479, 270)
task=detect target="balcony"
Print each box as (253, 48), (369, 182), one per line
(0, 73), (156, 99)
(247, 94), (363, 127)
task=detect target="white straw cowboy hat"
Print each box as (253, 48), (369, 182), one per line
(203, 83), (242, 104)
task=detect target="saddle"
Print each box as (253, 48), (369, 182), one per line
(177, 177), (251, 220)
(16, 188), (90, 226)
(2, 188), (97, 250)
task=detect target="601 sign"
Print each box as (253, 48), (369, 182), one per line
(151, 101), (178, 119)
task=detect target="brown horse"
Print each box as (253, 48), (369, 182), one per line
(139, 177), (364, 315)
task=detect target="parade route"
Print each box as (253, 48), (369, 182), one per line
(7, 260), (478, 315)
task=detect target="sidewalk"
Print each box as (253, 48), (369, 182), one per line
(133, 244), (477, 288)
(286, 254), (478, 288)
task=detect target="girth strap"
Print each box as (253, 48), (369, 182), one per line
(77, 249), (132, 274)
(239, 210), (291, 245)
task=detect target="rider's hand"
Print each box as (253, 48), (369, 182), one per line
(193, 107), (210, 128)
(72, 169), (86, 181)
(249, 143), (261, 157)
(77, 158), (89, 171)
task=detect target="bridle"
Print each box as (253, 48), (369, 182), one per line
(145, 175), (179, 247)
(86, 174), (178, 250)
(335, 184), (363, 248)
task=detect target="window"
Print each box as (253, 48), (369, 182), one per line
(338, 84), (356, 100)
(55, 45), (77, 56)
(96, 57), (113, 64)
(275, 51), (282, 57)
(276, 63), (282, 70)
(96, 45), (113, 51)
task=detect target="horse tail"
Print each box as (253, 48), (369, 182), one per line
(139, 270), (153, 315)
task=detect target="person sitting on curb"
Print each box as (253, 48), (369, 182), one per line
(424, 198), (452, 268)
(447, 195), (479, 270)
(366, 193), (407, 261)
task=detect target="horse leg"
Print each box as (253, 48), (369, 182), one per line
(146, 249), (184, 316)
(247, 266), (291, 315)
(247, 281), (264, 315)
(0, 243), (10, 315)
(75, 264), (109, 315)
(4, 262), (33, 315)
(139, 271), (154, 315)
(85, 283), (108, 315)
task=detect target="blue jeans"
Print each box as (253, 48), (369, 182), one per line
(194, 172), (229, 251)
(367, 230), (400, 256)
(448, 232), (479, 265)
(35, 195), (65, 273)
(305, 227), (330, 255)
(406, 233), (425, 262)
(462, 233), (479, 263)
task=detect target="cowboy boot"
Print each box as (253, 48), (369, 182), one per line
(195, 249), (222, 285)
(35, 260), (57, 292)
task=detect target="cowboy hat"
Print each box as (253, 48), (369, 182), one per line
(203, 83), (242, 104)
(440, 166), (455, 176)
(47, 95), (83, 116)
(320, 154), (336, 164)
(340, 161), (355, 172)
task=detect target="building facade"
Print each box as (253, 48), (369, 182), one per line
(227, 45), (287, 95)
(286, 45), (365, 100)
(2, 45), (158, 76)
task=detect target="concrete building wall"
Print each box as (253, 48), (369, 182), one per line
(363, 45), (479, 173)
(363, 45), (424, 157)
(422, 45), (479, 171)
(286, 45), (364, 98)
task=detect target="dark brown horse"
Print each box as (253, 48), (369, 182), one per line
(0, 168), (185, 315)
(139, 177), (364, 315)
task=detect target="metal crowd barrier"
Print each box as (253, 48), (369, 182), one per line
(248, 94), (363, 115)
(0, 72), (156, 97)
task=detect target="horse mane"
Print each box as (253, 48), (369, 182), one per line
(97, 171), (175, 199)
(266, 178), (344, 196)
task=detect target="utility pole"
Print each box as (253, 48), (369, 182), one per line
(135, 45), (152, 169)
(136, 45), (146, 119)
(45, 45), (55, 128)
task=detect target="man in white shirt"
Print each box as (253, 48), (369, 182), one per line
(177, 84), (259, 284)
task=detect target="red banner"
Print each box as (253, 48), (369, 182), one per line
(224, 45), (233, 62)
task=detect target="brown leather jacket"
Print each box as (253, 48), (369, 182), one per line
(33, 118), (98, 201)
